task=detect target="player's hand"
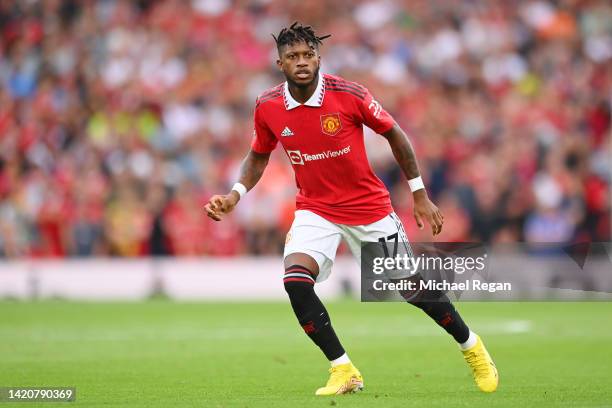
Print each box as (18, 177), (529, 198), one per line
(413, 190), (444, 236)
(204, 192), (240, 221)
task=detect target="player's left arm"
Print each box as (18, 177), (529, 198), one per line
(382, 123), (444, 236)
(356, 87), (443, 235)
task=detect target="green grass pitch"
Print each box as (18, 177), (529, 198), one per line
(1, 300), (611, 407)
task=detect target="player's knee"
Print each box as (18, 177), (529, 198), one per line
(390, 277), (424, 302)
(284, 253), (319, 277)
(283, 264), (316, 300)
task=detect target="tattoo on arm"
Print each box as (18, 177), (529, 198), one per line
(383, 123), (421, 180)
(238, 150), (271, 191)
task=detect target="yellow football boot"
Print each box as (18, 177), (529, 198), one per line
(462, 335), (499, 392)
(315, 362), (364, 396)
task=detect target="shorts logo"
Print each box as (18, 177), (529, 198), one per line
(287, 150), (304, 165)
(320, 113), (342, 136)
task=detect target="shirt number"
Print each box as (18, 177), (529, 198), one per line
(368, 99), (382, 118)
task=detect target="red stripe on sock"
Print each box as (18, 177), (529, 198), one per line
(283, 277), (315, 284)
(285, 268), (313, 276)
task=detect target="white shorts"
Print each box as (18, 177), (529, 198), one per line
(283, 210), (412, 282)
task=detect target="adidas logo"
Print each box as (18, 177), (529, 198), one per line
(281, 126), (294, 137)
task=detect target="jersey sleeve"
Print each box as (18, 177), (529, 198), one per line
(356, 89), (396, 135)
(250, 104), (278, 153)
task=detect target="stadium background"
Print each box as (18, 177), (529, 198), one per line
(0, 0), (610, 257)
(1, 0), (611, 407)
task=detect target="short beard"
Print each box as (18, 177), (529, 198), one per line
(286, 65), (320, 89)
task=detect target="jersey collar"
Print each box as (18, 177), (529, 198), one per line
(283, 73), (325, 110)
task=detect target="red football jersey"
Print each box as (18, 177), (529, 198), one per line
(251, 73), (395, 225)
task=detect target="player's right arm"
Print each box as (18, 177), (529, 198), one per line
(204, 99), (278, 221)
(204, 149), (271, 221)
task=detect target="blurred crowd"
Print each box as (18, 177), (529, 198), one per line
(0, 0), (610, 258)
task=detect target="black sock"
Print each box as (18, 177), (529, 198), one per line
(410, 294), (470, 344)
(284, 265), (345, 360)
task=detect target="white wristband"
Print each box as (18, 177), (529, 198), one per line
(408, 176), (425, 192)
(231, 183), (247, 198)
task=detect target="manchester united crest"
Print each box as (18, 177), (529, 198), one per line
(320, 113), (342, 136)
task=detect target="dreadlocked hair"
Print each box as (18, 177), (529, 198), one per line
(272, 22), (331, 51)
